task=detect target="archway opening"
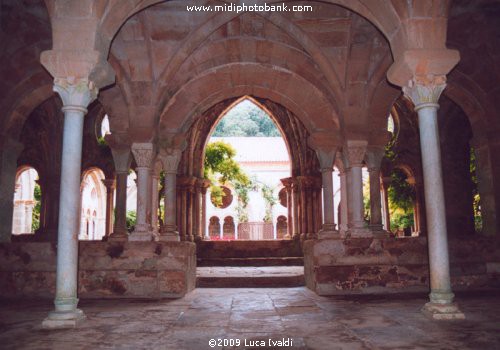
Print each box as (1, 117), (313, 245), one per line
(204, 97), (291, 240)
(12, 167), (40, 235)
(80, 168), (107, 240)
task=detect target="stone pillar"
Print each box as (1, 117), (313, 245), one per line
(403, 77), (464, 319)
(338, 169), (349, 237)
(150, 167), (160, 238)
(42, 79), (97, 328)
(314, 147), (339, 239)
(292, 179), (300, 239)
(381, 176), (391, 232)
(108, 146), (132, 241)
(130, 143), (154, 241)
(185, 178), (196, 242)
(102, 179), (115, 238)
(200, 180), (210, 240)
(0, 137), (23, 242)
(280, 178), (294, 239)
(365, 147), (387, 237)
(159, 148), (181, 241)
(344, 140), (371, 237)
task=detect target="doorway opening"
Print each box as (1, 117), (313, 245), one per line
(204, 97), (291, 241)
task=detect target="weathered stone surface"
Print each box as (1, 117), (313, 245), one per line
(304, 237), (500, 295)
(0, 242), (196, 299)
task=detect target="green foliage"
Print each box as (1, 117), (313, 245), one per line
(261, 184), (277, 223)
(31, 183), (41, 232)
(387, 168), (415, 230)
(126, 210), (136, 232)
(204, 141), (252, 208)
(97, 136), (107, 147)
(388, 169), (415, 212)
(470, 147), (482, 232)
(212, 99), (281, 137)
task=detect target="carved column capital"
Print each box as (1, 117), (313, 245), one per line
(365, 146), (386, 171)
(403, 76), (446, 110)
(53, 78), (98, 111)
(343, 140), (368, 168)
(110, 146), (132, 174)
(159, 148), (182, 174)
(280, 177), (294, 191)
(102, 179), (116, 192)
(131, 143), (155, 169)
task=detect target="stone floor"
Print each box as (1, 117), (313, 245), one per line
(0, 288), (499, 349)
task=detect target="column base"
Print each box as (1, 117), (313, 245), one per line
(42, 309), (86, 329)
(129, 227), (153, 241)
(369, 225), (390, 238)
(318, 229), (340, 240)
(306, 232), (317, 240)
(108, 231), (129, 242)
(158, 231), (180, 242)
(347, 226), (372, 238)
(421, 302), (465, 320)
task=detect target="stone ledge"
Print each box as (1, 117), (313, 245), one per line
(0, 242), (196, 299)
(304, 237), (500, 295)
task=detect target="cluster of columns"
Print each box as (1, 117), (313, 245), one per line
(279, 176), (323, 240)
(39, 73), (463, 327)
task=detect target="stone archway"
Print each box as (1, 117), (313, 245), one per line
(176, 95), (323, 242)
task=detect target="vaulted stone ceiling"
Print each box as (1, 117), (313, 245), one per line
(1, 0), (499, 148)
(103, 0), (396, 144)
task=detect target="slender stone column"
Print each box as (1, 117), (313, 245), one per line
(0, 137), (24, 242)
(381, 176), (391, 232)
(200, 180), (210, 240)
(404, 77), (464, 319)
(102, 179), (115, 238)
(280, 178), (293, 239)
(150, 167), (160, 238)
(292, 180), (300, 239)
(130, 143), (154, 241)
(314, 147), (339, 239)
(338, 170), (349, 237)
(365, 147), (387, 237)
(42, 78), (97, 329)
(185, 178), (196, 242)
(108, 145), (132, 241)
(159, 148), (181, 241)
(344, 140), (371, 237)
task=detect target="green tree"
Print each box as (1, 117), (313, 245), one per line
(126, 210), (137, 232)
(213, 99), (280, 137)
(204, 141), (253, 218)
(470, 147), (482, 232)
(387, 168), (415, 231)
(31, 183), (41, 232)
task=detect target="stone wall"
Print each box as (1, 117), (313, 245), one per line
(0, 242), (196, 299)
(304, 237), (500, 295)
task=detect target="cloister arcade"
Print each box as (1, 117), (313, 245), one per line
(0, 0), (499, 338)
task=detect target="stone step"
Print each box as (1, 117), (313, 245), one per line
(197, 257), (304, 267)
(196, 266), (305, 288)
(197, 240), (303, 259)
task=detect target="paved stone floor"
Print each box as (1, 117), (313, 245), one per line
(0, 288), (499, 349)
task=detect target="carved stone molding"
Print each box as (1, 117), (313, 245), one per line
(343, 140), (368, 167)
(110, 147), (132, 174)
(53, 78), (98, 110)
(160, 148), (182, 174)
(131, 143), (154, 168)
(403, 76), (446, 109)
(365, 147), (386, 171)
